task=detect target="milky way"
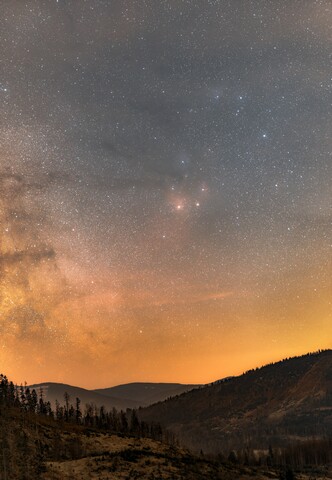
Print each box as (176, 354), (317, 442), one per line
(0, 1), (331, 388)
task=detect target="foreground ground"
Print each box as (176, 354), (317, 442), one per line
(1, 406), (331, 479)
(40, 430), (331, 480)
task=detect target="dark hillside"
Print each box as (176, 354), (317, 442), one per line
(139, 350), (332, 453)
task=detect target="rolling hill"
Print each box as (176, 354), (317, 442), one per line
(94, 382), (200, 406)
(139, 350), (332, 453)
(29, 382), (199, 411)
(28, 382), (138, 411)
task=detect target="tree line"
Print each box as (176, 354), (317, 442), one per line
(0, 373), (174, 444)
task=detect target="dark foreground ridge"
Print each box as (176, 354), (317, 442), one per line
(0, 388), (297, 480)
(140, 350), (332, 455)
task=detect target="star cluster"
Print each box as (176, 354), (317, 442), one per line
(0, 1), (331, 388)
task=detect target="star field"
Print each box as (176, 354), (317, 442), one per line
(0, 1), (331, 388)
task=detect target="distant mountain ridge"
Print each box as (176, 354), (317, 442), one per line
(29, 381), (199, 411)
(94, 382), (200, 406)
(139, 350), (332, 453)
(28, 382), (136, 411)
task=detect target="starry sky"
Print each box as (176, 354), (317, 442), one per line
(0, 1), (331, 389)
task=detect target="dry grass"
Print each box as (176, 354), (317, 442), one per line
(41, 430), (332, 480)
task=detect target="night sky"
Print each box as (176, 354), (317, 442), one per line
(0, 1), (331, 389)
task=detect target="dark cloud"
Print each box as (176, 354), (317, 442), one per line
(0, 248), (56, 268)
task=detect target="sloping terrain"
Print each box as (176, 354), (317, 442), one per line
(41, 434), (256, 480)
(94, 382), (200, 407)
(139, 351), (332, 453)
(0, 406), (281, 480)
